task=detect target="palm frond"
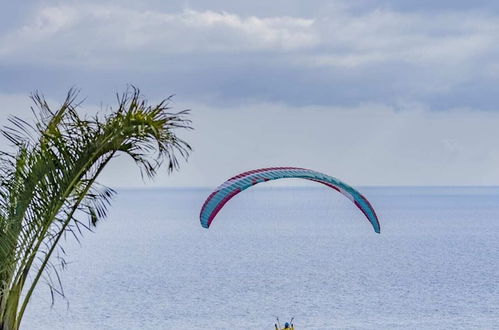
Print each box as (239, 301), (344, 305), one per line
(0, 87), (192, 329)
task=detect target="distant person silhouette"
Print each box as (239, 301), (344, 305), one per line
(275, 319), (294, 329)
(275, 322), (294, 329)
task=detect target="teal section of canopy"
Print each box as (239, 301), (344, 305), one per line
(199, 167), (380, 233)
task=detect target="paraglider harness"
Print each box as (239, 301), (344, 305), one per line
(275, 317), (294, 329)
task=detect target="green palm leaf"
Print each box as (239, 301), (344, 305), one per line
(0, 87), (191, 330)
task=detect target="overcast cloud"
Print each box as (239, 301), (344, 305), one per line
(1, 0), (498, 186)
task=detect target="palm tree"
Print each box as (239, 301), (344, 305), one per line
(0, 87), (191, 330)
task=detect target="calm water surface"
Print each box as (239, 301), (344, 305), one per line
(23, 187), (499, 329)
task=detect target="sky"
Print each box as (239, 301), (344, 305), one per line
(1, 0), (499, 187)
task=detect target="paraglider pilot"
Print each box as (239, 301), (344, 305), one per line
(275, 321), (294, 329)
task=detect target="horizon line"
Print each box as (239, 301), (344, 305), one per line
(111, 185), (499, 191)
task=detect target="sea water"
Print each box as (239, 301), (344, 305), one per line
(23, 187), (499, 329)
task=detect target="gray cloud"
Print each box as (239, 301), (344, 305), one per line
(1, 1), (498, 186)
(1, 1), (499, 110)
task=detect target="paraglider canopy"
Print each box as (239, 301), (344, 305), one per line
(199, 167), (380, 233)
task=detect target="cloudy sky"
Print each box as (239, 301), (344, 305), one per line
(1, 0), (499, 187)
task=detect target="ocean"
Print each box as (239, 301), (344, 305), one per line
(23, 187), (499, 329)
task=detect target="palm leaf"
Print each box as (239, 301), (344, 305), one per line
(0, 87), (191, 329)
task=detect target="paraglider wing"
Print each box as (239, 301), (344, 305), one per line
(199, 167), (380, 233)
